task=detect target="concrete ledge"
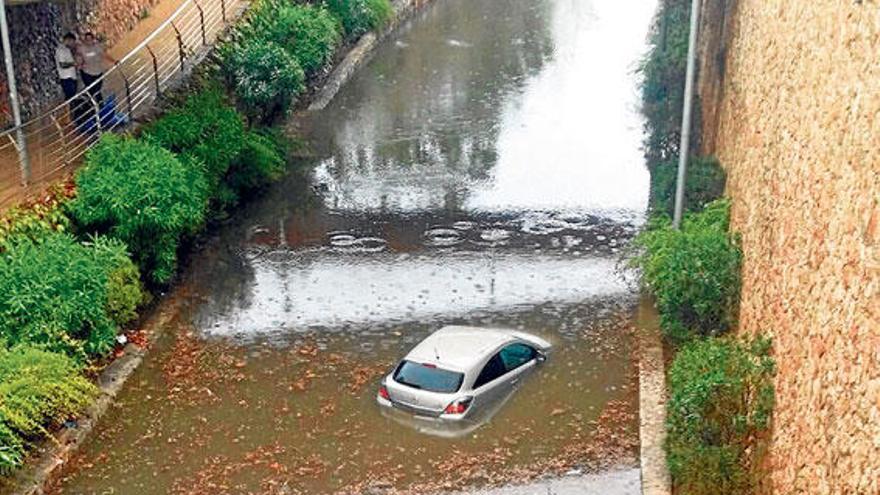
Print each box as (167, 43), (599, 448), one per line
(308, 0), (429, 111)
(637, 298), (671, 495)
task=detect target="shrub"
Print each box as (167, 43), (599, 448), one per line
(250, 2), (341, 74)
(633, 200), (741, 343)
(0, 182), (74, 251)
(88, 236), (146, 328)
(666, 336), (775, 494)
(69, 135), (209, 284)
(0, 233), (120, 357)
(226, 130), (288, 195)
(224, 40), (306, 122)
(0, 346), (97, 473)
(144, 89), (246, 187)
(324, 0), (392, 39)
(650, 156), (726, 216)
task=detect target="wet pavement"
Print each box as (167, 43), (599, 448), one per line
(49, 0), (657, 493)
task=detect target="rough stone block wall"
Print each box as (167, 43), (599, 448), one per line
(703, 1), (879, 493)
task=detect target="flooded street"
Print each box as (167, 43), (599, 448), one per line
(51, 0), (656, 492)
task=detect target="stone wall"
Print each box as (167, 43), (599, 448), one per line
(0, 0), (160, 122)
(700, 1), (879, 493)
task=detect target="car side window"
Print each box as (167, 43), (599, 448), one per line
(498, 343), (536, 372)
(473, 354), (506, 389)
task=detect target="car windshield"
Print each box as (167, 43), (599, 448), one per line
(393, 360), (463, 393)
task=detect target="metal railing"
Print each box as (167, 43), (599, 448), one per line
(0, 0), (244, 207)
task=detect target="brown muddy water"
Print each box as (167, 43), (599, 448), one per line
(50, 0), (657, 492)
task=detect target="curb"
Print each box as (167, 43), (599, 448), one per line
(637, 298), (672, 495)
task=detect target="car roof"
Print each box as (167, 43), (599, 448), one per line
(405, 326), (518, 372)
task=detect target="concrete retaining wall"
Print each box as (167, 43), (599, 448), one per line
(700, 1), (879, 493)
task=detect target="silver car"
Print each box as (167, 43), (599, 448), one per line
(377, 326), (551, 436)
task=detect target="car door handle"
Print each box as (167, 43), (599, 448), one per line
(510, 378), (519, 385)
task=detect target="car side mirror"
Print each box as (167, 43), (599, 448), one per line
(535, 352), (547, 363)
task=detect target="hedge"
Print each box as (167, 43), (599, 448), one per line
(633, 200), (742, 343)
(0, 346), (97, 473)
(69, 135), (210, 284)
(324, 0), (393, 39)
(0, 232), (142, 358)
(666, 336), (775, 494)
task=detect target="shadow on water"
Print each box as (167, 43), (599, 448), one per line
(49, 0), (659, 492)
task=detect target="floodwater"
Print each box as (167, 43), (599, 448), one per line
(49, 0), (657, 493)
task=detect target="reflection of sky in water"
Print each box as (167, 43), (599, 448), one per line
(310, 0), (653, 221)
(197, 251), (629, 336)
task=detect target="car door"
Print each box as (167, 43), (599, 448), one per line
(497, 342), (538, 390)
(471, 343), (538, 413)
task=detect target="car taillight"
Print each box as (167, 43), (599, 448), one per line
(443, 397), (472, 415)
(378, 384), (390, 400)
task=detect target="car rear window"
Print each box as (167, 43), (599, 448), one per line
(393, 360), (463, 393)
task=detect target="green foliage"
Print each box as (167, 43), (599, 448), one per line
(224, 39), (306, 122)
(324, 0), (392, 39)
(70, 134), (209, 284)
(144, 89), (246, 187)
(633, 200), (741, 343)
(0, 346), (97, 473)
(87, 236), (146, 328)
(0, 184), (74, 251)
(651, 156), (726, 216)
(249, 2), (341, 74)
(226, 130), (288, 195)
(0, 233), (119, 358)
(666, 336), (775, 494)
(640, 0), (693, 168)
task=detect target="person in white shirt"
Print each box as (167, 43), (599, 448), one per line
(55, 32), (78, 101)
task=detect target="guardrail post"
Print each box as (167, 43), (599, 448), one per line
(119, 67), (134, 118)
(220, 0), (227, 21)
(146, 45), (161, 96)
(193, 0), (207, 45)
(171, 21), (186, 71)
(49, 112), (70, 167)
(86, 93), (102, 135)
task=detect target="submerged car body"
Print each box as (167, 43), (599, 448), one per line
(377, 326), (551, 437)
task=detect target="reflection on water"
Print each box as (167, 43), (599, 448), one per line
(51, 0), (658, 492)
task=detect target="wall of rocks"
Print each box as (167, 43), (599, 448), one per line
(0, 0), (159, 123)
(699, 1), (879, 493)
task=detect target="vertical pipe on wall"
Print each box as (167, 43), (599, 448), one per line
(672, 0), (702, 229)
(0, 2), (31, 185)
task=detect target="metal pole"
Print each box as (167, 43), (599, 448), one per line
(672, 0), (702, 229)
(0, 2), (30, 185)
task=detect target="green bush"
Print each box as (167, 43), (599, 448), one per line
(224, 39), (306, 122)
(633, 200), (741, 343)
(70, 135), (209, 284)
(250, 2), (341, 74)
(144, 89), (246, 187)
(666, 336), (775, 494)
(0, 233), (120, 357)
(0, 346), (97, 473)
(650, 156), (726, 216)
(88, 236), (146, 328)
(324, 0), (392, 39)
(226, 130), (288, 194)
(0, 184), (74, 251)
